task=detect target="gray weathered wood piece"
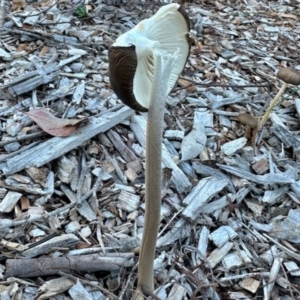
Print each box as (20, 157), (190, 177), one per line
(271, 122), (300, 161)
(107, 129), (138, 162)
(0, 191), (22, 213)
(1, 106), (134, 175)
(130, 114), (192, 194)
(5, 63), (60, 96)
(181, 177), (229, 222)
(217, 164), (297, 184)
(22, 234), (80, 258)
(206, 242), (233, 268)
(68, 280), (93, 300)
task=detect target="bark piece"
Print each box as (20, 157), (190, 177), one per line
(4, 63), (60, 97)
(252, 158), (269, 174)
(21, 234), (80, 258)
(117, 190), (140, 212)
(107, 129), (138, 162)
(221, 137), (247, 156)
(239, 277), (260, 293)
(5, 253), (134, 278)
(206, 242), (233, 268)
(182, 177), (229, 222)
(271, 122), (300, 162)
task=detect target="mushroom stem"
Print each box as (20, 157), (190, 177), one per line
(135, 50), (179, 298)
(260, 82), (287, 127)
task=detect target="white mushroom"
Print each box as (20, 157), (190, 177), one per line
(109, 3), (190, 111)
(108, 3), (191, 298)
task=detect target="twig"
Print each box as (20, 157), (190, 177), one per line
(280, 261), (295, 300)
(264, 234), (300, 262)
(77, 153), (87, 206)
(119, 263), (138, 300)
(176, 77), (273, 91)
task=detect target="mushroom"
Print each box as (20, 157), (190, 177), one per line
(108, 3), (190, 298)
(260, 67), (300, 126)
(109, 3), (190, 112)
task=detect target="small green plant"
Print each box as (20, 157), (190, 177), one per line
(73, 4), (87, 19)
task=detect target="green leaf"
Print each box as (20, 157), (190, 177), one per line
(74, 5), (87, 19)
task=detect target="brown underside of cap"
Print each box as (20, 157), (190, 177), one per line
(177, 5), (191, 32)
(277, 67), (300, 85)
(108, 46), (148, 112)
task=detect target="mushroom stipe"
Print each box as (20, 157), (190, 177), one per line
(108, 3), (191, 298)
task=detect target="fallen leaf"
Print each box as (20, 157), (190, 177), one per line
(38, 277), (74, 300)
(11, 0), (27, 11)
(237, 113), (258, 128)
(39, 46), (49, 57)
(178, 78), (192, 88)
(24, 108), (88, 137)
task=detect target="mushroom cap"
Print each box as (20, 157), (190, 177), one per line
(277, 67), (300, 85)
(108, 3), (191, 112)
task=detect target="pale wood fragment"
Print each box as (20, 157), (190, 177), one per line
(228, 291), (251, 300)
(0, 191), (22, 213)
(60, 184), (97, 222)
(217, 163), (296, 184)
(221, 137), (247, 156)
(21, 234), (80, 258)
(206, 242), (233, 268)
(181, 177), (228, 222)
(239, 277), (261, 293)
(107, 129), (138, 162)
(192, 162), (236, 193)
(197, 226), (209, 260)
(166, 283), (186, 300)
(284, 261), (300, 276)
(164, 130), (184, 141)
(117, 190), (140, 212)
(38, 277), (74, 299)
(295, 99), (300, 121)
(261, 188), (287, 205)
(68, 280), (93, 300)
(223, 250), (251, 269)
(271, 122), (300, 161)
(266, 257), (283, 299)
(156, 219), (190, 248)
(5, 63), (60, 97)
(209, 226), (237, 248)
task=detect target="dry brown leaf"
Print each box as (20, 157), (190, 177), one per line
(178, 78), (191, 88)
(17, 43), (32, 52)
(24, 108), (88, 137)
(11, 0), (27, 11)
(0, 239), (28, 252)
(39, 46), (49, 57)
(237, 113), (258, 128)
